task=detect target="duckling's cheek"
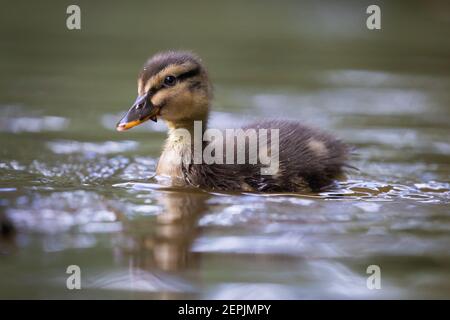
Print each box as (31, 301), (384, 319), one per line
(151, 91), (167, 108)
(167, 91), (196, 117)
(173, 89), (194, 107)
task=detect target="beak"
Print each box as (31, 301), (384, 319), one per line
(116, 94), (160, 132)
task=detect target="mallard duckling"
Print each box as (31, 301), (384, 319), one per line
(117, 51), (350, 192)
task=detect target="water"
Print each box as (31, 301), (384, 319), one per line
(0, 0), (449, 299)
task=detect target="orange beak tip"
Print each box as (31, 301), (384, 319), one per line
(116, 119), (143, 132)
(116, 125), (127, 132)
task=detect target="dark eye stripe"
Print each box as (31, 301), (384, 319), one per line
(147, 67), (201, 97)
(177, 67), (200, 81)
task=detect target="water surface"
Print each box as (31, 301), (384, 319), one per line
(0, 0), (449, 299)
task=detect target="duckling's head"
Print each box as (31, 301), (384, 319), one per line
(117, 51), (212, 131)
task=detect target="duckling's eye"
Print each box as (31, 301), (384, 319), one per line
(163, 75), (177, 87)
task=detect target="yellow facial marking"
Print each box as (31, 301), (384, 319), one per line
(138, 62), (197, 95)
(151, 81), (190, 106)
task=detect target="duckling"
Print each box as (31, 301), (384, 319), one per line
(117, 51), (350, 192)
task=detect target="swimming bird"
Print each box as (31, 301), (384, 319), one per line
(117, 51), (350, 192)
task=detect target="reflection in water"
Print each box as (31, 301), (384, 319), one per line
(118, 191), (208, 271)
(146, 190), (208, 272)
(82, 190), (209, 297)
(1, 0), (450, 299)
(0, 210), (16, 255)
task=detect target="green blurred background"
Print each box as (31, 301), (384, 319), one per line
(0, 0), (449, 299)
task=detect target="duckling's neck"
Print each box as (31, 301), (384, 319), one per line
(156, 118), (208, 179)
(165, 118), (208, 132)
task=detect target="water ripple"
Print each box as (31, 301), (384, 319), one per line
(47, 140), (138, 155)
(0, 116), (69, 133)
